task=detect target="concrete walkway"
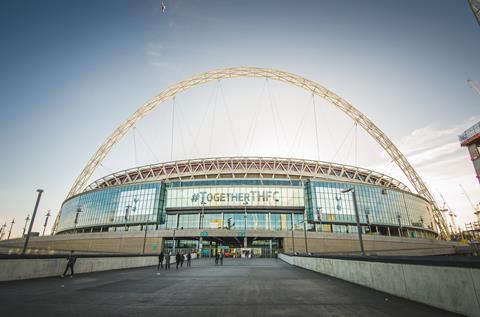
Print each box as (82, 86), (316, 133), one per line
(0, 258), (460, 316)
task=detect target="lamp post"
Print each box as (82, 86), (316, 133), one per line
(316, 208), (322, 232)
(22, 189), (44, 254)
(291, 223), (296, 254)
(124, 205), (131, 231)
(0, 223), (6, 240)
(22, 215), (30, 237)
(42, 210), (51, 236)
(7, 218), (15, 240)
(397, 214), (403, 237)
(243, 201), (248, 248)
(302, 213), (309, 254)
(365, 208), (371, 233)
(200, 201), (206, 229)
(74, 205), (83, 233)
(340, 187), (365, 256)
(142, 217), (149, 254)
(172, 227), (176, 254)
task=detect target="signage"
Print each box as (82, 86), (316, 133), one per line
(166, 186), (304, 208)
(238, 231), (245, 237)
(200, 231), (208, 237)
(191, 190), (280, 204)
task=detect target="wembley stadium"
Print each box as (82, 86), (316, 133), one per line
(54, 156), (441, 256)
(3, 67), (458, 256)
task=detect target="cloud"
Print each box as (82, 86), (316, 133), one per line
(393, 117), (480, 227)
(146, 50), (162, 57)
(397, 116), (479, 168)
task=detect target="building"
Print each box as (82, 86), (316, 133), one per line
(459, 121), (480, 184)
(54, 157), (438, 256)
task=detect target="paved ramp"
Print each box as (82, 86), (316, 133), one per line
(0, 258), (459, 316)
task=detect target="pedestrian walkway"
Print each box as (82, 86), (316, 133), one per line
(0, 258), (459, 316)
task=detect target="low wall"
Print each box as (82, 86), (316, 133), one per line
(279, 253), (480, 317)
(0, 230), (463, 256)
(0, 253), (197, 282)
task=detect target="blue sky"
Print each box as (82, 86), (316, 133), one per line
(0, 0), (479, 236)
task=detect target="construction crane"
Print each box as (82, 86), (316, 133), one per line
(460, 184), (480, 223)
(438, 193), (459, 234)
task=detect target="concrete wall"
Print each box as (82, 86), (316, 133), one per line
(279, 253), (480, 317)
(0, 230), (462, 256)
(0, 232), (165, 254)
(0, 253), (197, 282)
(282, 232), (460, 255)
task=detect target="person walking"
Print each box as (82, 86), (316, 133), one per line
(62, 250), (77, 278)
(157, 251), (164, 270)
(165, 252), (171, 270)
(176, 252), (182, 270)
(219, 252), (224, 266)
(180, 253), (185, 267)
(187, 253), (191, 267)
(215, 252), (219, 265)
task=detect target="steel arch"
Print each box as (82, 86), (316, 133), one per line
(57, 67), (449, 238)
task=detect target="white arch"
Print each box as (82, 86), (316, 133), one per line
(58, 67), (448, 238)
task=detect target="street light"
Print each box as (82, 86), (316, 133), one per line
(302, 212), (309, 254)
(243, 201), (249, 249)
(316, 208), (323, 232)
(22, 189), (44, 254)
(22, 215), (30, 237)
(0, 223), (6, 240)
(74, 205), (83, 233)
(397, 214), (403, 237)
(290, 216), (309, 255)
(340, 187), (365, 256)
(43, 210), (51, 236)
(291, 222), (296, 254)
(7, 218), (15, 240)
(200, 201), (206, 229)
(142, 219), (149, 255)
(365, 208), (371, 233)
(124, 205), (131, 231)
(172, 227), (177, 254)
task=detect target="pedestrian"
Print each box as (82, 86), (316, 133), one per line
(215, 252), (219, 265)
(62, 250), (77, 278)
(180, 253), (185, 267)
(220, 252), (224, 266)
(165, 252), (171, 270)
(158, 251), (164, 270)
(187, 253), (191, 267)
(176, 252), (182, 270)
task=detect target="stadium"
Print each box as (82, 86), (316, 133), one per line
(55, 156), (440, 256)
(3, 67), (459, 256)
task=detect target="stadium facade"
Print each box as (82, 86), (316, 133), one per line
(55, 157), (438, 256)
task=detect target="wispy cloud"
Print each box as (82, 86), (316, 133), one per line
(392, 117), (480, 227)
(144, 43), (181, 74)
(397, 116), (479, 169)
